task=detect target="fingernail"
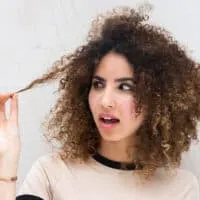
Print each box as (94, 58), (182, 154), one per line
(11, 94), (16, 98)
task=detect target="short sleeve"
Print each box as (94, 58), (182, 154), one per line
(17, 159), (52, 200)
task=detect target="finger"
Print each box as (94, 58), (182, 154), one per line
(10, 94), (18, 123)
(0, 94), (12, 121)
(0, 93), (12, 104)
(0, 103), (6, 121)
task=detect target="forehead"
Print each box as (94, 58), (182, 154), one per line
(94, 52), (134, 78)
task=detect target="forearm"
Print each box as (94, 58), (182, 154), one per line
(0, 155), (19, 200)
(0, 93), (19, 200)
(0, 182), (16, 200)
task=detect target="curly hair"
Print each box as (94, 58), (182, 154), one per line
(16, 6), (200, 181)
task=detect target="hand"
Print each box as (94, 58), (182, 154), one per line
(0, 94), (20, 176)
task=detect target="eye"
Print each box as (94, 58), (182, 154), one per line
(92, 80), (104, 89)
(119, 83), (133, 91)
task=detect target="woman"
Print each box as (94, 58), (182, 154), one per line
(0, 7), (199, 200)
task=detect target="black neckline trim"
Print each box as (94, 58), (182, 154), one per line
(92, 152), (143, 171)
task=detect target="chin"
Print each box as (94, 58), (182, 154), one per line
(99, 132), (126, 142)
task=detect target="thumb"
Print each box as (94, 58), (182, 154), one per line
(10, 94), (18, 123)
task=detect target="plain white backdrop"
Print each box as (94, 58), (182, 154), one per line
(0, 0), (199, 189)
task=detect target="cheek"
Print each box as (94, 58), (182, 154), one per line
(88, 91), (97, 113)
(118, 96), (136, 119)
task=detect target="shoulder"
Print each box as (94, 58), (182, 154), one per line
(36, 152), (63, 167)
(35, 152), (68, 171)
(29, 153), (69, 183)
(36, 152), (84, 171)
(153, 168), (199, 199)
(172, 168), (199, 187)
(176, 168), (198, 181)
(173, 169), (199, 199)
(157, 168), (199, 186)
(34, 153), (86, 180)
(18, 153), (66, 198)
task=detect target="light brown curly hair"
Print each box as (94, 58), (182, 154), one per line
(16, 6), (200, 180)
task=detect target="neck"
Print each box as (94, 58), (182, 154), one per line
(98, 137), (137, 163)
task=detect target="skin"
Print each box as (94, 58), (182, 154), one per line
(0, 52), (145, 199)
(0, 93), (19, 200)
(88, 52), (145, 162)
(0, 52), (144, 199)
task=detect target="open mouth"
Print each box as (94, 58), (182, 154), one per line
(99, 117), (120, 124)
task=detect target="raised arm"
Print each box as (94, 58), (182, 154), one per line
(0, 94), (20, 200)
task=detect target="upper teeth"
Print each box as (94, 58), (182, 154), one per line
(103, 117), (112, 120)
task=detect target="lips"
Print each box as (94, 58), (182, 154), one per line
(99, 113), (120, 124)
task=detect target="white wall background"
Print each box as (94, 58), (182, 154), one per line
(0, 0), (199, 190)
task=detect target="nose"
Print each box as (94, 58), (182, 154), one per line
(100, 88), (116, 110)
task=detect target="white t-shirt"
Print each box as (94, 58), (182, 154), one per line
(17, 153), (199, 200)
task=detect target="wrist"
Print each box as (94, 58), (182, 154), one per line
(0, 176), (18, 183)
(0, 157), (19, 177)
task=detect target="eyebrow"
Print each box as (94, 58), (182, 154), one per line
(93, 75), (134, 83)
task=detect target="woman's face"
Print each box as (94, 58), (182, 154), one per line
(88, 52), (145, 142)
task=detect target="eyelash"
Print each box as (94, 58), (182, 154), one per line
(92, 81), (133, 91)
(92, 81), (104, 89)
